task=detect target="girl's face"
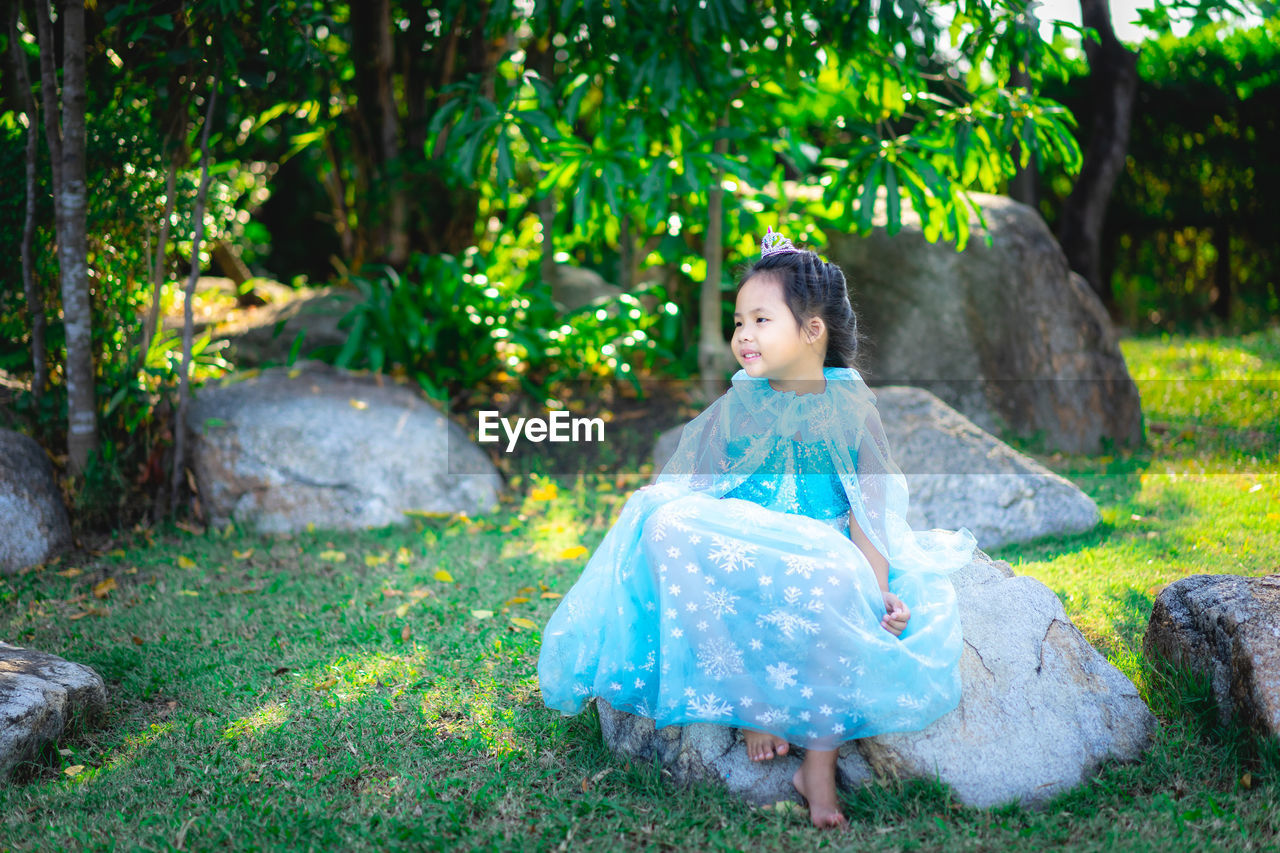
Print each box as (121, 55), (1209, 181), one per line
(731, 274), (826, 386)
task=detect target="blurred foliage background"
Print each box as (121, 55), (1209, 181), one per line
(1037, 17), (1279, 331)
(0, 0), (1274, 530)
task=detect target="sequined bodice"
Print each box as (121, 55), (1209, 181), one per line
(722, 435), (851, 522)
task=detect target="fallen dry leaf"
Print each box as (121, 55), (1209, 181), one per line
(69, 607), (108, 621)
(471, 609), (494, 620)
(404, 509), (454, 519)
(233, 549), (254, 560)
(92, 578), (117, 599)
(365, 552), (389, 567)
(314, 675), (338, 690)
(541, 592), (563, 600)
(107, 549), (126, 558)
(530, 483), (558, 501)
(400, 624), (412, 642)
(63, 765), (85, 777)
(558, 545), (589, 560)
(319, 550), (347, 562)
(56, 568), (83, 579)
(395, 602), (411, 618)
(581, 766), (613, 792)
(177, 555), (197, 570)
(433, 569), (454, 583)
(131, 635), (144, 645)
(510, 617), (538, 631)
(506, 596), (530, 605)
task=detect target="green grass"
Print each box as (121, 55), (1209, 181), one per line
(3, 326), (1280, 851)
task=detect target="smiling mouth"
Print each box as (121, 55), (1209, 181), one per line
(740, 351), (761, 361)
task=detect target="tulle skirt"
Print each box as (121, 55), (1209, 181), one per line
(538, 485), (964, 750)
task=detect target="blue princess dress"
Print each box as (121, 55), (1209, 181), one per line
(537, 367), (979, 750)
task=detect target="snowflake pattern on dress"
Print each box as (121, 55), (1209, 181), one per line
(707, 535), (758, 574)
(766, 661), (799, 690)
(537, 367), (975, 751)
(696, 637), (746, 680)
(758, 607), (820, 640)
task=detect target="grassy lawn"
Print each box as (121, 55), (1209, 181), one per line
(2, 326), (1279, 851)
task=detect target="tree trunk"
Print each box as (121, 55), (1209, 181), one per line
(1007, 14), (1039, 211)
(1211, 224), (1232, 323)
(1057, 0), (1138, 306)
(33, 0), (62, 198)
(698, 113), (736, 402)
(538, 192), (556, 286)
(350, 0), (407, 267)
(142, 157), (178, 365)
(52, 0), (97, 475)
(170, 82), (218, 518)
(8, 4), (47, 406)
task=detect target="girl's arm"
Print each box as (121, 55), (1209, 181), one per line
(847, 509), (889, 592)
(849, 508), (910, 636)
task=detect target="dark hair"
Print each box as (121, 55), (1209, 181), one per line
(736, 249), (866, 371)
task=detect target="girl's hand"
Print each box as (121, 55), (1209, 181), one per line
(880, 590), (910, 637)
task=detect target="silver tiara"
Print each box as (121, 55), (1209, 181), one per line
(760, 226), (800, 257)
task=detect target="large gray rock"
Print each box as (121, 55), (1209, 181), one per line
(550, 265), (622, 312)
(597, 698), (874, 805)
(824, 192), (1143, 455)
(599, 551), (1155, 810)
(188, 361), (502, 533)
(651, 385), (1099, 551)
(1144, 573), (1280, 738)
(0, 642), (106, 781)
(0, 430), (73, 575)
(213, 285), (359, 368)
(856, 554), (1155, 809)
(873, 386), (1098, 551)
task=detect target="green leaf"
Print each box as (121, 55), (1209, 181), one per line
(640, 157), (667, 208)
(884, 163), (901, 235)
(602, 161), (623, 216)
(564, 74), (591, 124)
(572, 166), (592, 228)
(496, 133), (514, 187)
(335, 312), (367, 369)
(855, 159), (884, 234)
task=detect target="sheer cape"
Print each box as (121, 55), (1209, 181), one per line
(657, 366), (978, 577)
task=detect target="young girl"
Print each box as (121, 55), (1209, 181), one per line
(538, 228), (979, 828)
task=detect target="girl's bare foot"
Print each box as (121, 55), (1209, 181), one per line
(743, 729), (789, 761)
(792, 749), (847, 829)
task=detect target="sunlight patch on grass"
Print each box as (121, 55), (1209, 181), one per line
(305, 651), (429, 707)
(222, 702), (291, 741)
(95, 721), (172, 775)
(417, 674), (534, 758)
